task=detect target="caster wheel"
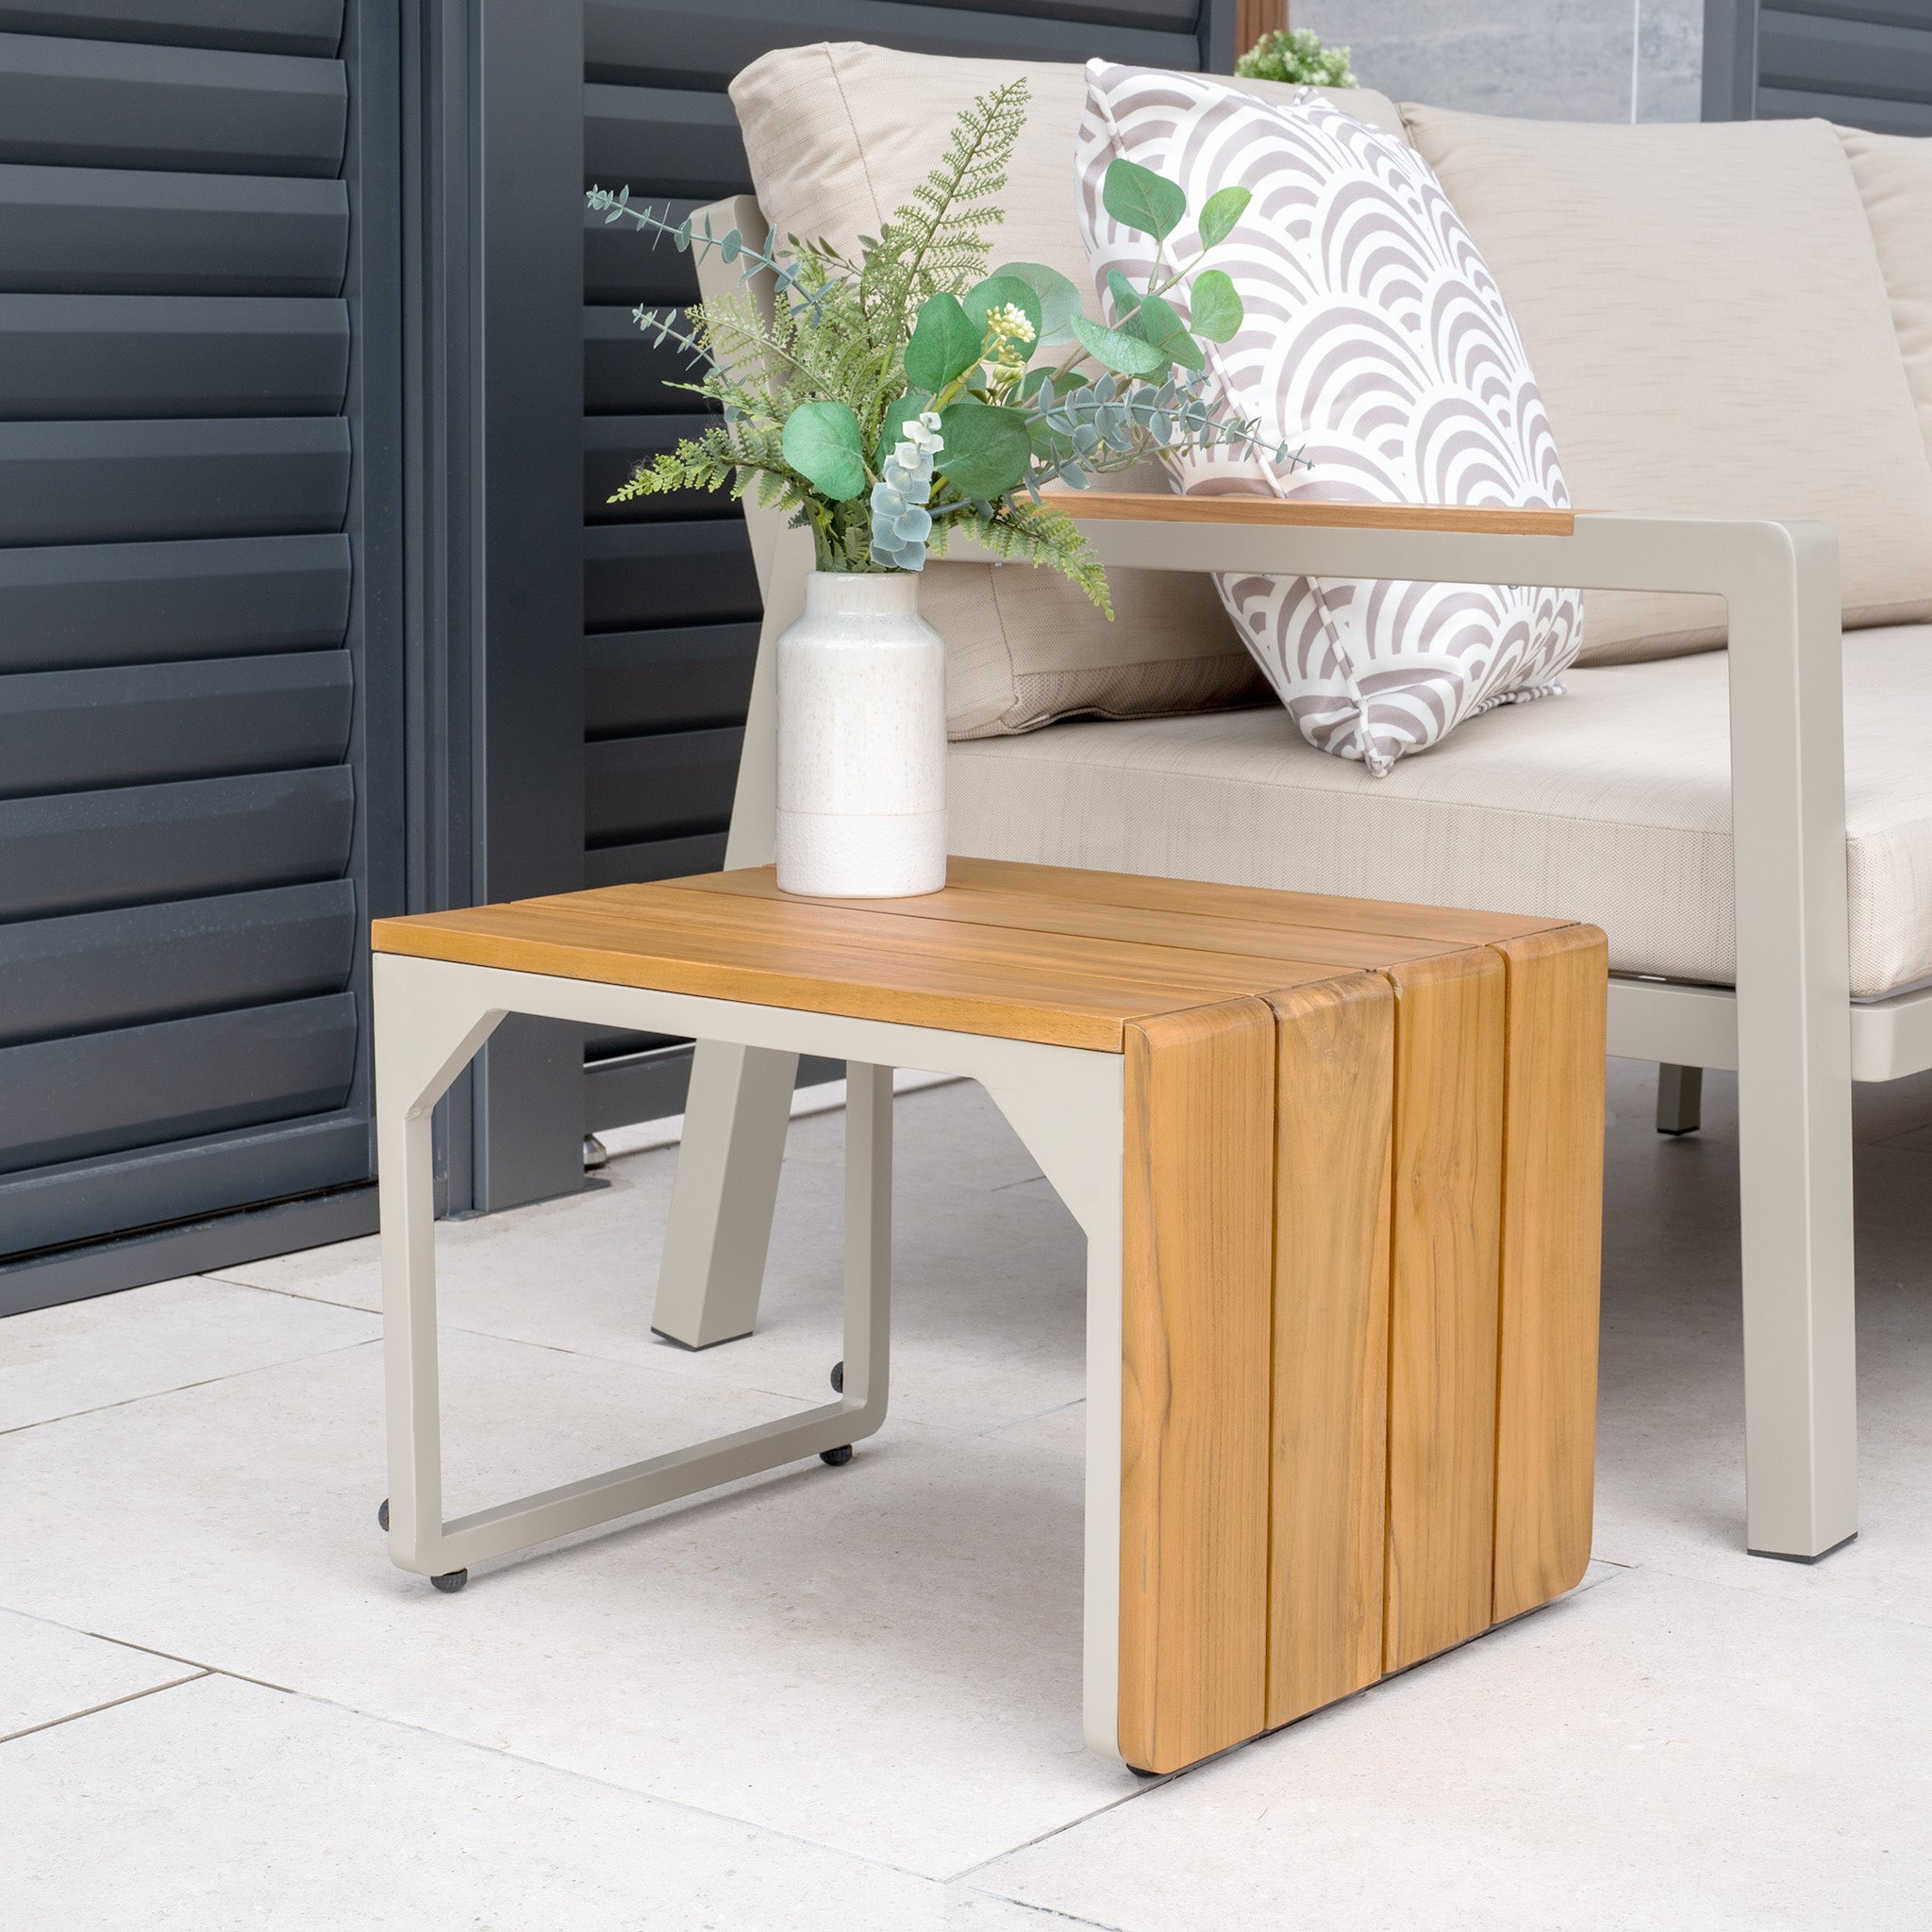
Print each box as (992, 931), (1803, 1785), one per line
(377, 1498), (389, 1532)
(829, 1359), (843, 1393)
(820, 1444), (853, 1467)
(431, 1569), (468, 1593)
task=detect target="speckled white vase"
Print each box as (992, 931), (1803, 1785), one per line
(775, 570), (947, 898)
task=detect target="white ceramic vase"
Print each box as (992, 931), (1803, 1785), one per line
(775, 570), (947, 898)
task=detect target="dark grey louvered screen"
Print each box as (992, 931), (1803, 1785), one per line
(1706, 0), (1932, 131)
(577, 0), (1233, 1130)
(0, 0), (401, 1313)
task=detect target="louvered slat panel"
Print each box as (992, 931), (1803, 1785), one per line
(0, 3), (343, 59)
(585, 724), (744, 847)
(0, 767), (354, 920)
(584, 83), (748, 197)
(1757, 83), (1932, 128)
(585, 304), (697, 412)
(0, 533), (349, 672)
(0, 295), (348, 418)
(583, 0), (1205, 91)
(0, 1110), (367, 1269)
(1758, 6), (1932, 101)
(586, 623), (758, 736)
(584, 521), (759, 632)
(584, 197), (702, 306)
(0, 879), (355, 1047)
(0, 417), (349, 545)
(584, 830), (729, 888)
(0, 991), (358, 1174)
(0, 163), (346, 295)
(0, 652), (352, 797)
(0, 31), (346, 177)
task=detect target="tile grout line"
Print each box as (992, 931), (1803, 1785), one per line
(0, 1669), (209, 1747)
(154, 1664), (1121, 1896)
(0, 1337), (382, 1440)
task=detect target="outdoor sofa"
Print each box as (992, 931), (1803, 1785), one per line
(651, 43), (1932, 1564)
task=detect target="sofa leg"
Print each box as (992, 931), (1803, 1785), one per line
(1656, 1063), (1704, 1135)
(1734, 1039), (1858, 1560)
(649, 1039), (798, 1349)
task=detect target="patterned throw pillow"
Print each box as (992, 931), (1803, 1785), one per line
(1075, 64), (1582, 774)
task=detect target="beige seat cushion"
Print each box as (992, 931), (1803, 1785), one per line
(951, 625), (1932, 999)
(1403, 107), (1932, 666)
(1840, 126), (1932, 471)
(728, 43), (1403, 738)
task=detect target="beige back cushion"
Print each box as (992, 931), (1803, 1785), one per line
(1840, 126), (1932, 471)
(729, 42), (1405, 738)
(1403, 106), (1932, 665)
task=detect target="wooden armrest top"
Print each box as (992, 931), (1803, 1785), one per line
(1040, 491), (1576, 537)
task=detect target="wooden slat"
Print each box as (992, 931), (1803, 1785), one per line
(663, 867), (1473, 972)
(1491, 925), (1608, 1622)
(1265, 974), (1393, 1727)
(1047, 491), (1577, 538)
(940, 857), (1573, 946)
(374, 893), (1341, 1052)
(674, 858), (1574, 949)
(1381, 949), (1507, 1672)
(1119, 996), (1274, 1773)
(387, 880), (1354, 1010)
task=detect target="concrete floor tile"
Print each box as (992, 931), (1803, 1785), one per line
(213, 1082), (1087, 1436)
(0, 1607), (202, 1740)
(0, 1276), (377, 1434)
(976, 1567), (1932, 1930)
(1591, 1062), (1932, 1627)
(2, 1671), (1057, 1930)
(0, 1330), (1126, 1878)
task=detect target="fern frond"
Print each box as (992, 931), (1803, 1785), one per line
(859, 79), (1028, 340)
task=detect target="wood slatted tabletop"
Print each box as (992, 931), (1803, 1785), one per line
(371, 857), (1607, 1775)
(371, 858), (1573, 1053)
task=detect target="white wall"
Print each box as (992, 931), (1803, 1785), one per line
(1292, 0), (1704, 123)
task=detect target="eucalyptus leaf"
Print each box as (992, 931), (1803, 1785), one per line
(1105, 269), (1143, 322)
(1189, 269), (1243, 343)
(781, 399), (866, 501)
(875, 390), (932, 466)
(1196, 185), (1251, 251)
(1102, 157), (1187, 242)
(961, 274), (1043, 347)
(904, 293), (984, 391)
(936, 399), (1034, 499)
(992, 260), (1084, 345)
(1121, 292), (1206, 374)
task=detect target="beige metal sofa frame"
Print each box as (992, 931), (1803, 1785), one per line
(649, 196), (1932, 1564)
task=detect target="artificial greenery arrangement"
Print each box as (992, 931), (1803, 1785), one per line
(586, 80), (1301, 614)
(1234, 26), (1358, 89)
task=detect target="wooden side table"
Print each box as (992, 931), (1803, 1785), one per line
(371, 858), (1607, 1775)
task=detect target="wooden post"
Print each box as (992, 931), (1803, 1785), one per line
(1237, 0), (1288, 58)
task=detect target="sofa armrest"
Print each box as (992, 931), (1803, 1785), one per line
(1041, 490), (1575, 538)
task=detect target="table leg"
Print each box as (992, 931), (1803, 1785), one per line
(375, 963), (898, 1582)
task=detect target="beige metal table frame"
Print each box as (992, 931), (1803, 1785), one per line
(375, 946), (1133, 1760)
(654, 195), (1932, 1566)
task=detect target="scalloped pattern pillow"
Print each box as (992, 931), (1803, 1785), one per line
(1075, 64), (1582, 774)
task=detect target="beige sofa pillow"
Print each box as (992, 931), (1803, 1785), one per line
(1839, 126), (1932, 471)
(1403, 106), (1932, 665)
(728, 42), (1402, 736)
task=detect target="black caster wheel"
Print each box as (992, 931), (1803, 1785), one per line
(829, 1359), (843, 1393)
(820, 1444), (853, 1467)
(431, 1569), (468, 1592)
(377, 1498), (389, 1532)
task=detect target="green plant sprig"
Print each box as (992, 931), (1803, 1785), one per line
(589, 82), (1307, 605)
